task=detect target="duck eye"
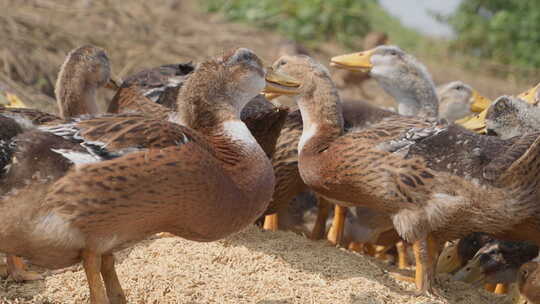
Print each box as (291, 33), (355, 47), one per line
(390, 51), (397, 56)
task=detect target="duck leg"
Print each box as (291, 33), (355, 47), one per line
(6, 255), (42, 282)
(396, 241), (410, 270)
(412, 234), (440, 295)
(82, 249), (109, 304)
(494, 283), (508, 294)
(101, 254), (126, 304)
(310, 196), (331, 240)
(263, 214), (279, 231)
(484, 283), (496, 292)
(327, 205), (347, 246)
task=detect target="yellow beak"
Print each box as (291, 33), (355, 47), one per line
(455, 110), (487, 134)
(263, 67), (301, 96)
(517, 82), (540, 105)
(470, 90), (491, 113)
(5, 92), (26, 108)
(263, 93), (281, 100)
(436, 243), (463, 274)
(330, 49), (375, 72)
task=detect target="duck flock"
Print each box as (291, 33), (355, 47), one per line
(0, 41), (539, 304)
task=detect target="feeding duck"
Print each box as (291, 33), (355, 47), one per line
(0, 48), (300, 303)
(436, 232), (494, 274)
(0, 45), (119, 282)
(437, 81), (490, 122)
(453, 239), (538, 294)
(485, 95), (540, 139)
(267, 45), (540, 295)
(511, 261), (540, 304)
(457, 82), (540, 134)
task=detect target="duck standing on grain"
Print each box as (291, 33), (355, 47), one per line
(0, 48), (300, 304)
(0, 45), (119, 282)
(325, 79), (490, 255)
(264, 46), (540, 295)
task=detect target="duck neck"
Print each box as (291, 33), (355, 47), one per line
(297, 72), (344, 155)
(377, 71), (439, 119)
(55, 72), (99, 119)
(174, 90), (273, 204)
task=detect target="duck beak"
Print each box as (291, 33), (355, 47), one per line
(453, 257), (486, 286)
(330, 49), (374, 72)
(510, 283), (528, 304)
(455, 110), (487, 134)
(263, 68), (301, 96)
(263, 93), (281, 100)
(105, 77), (121, 91)
(517, 82), (540, 105)
(436, 243), (463, 274)
(470, 91), (491, 112)
(5, 93), (26, 108)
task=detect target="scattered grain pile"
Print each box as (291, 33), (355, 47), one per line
(0, 227), (508, 304)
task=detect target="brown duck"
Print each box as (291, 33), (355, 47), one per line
(107, 60), (292, 159)
(269, 47), (540, 295)
(0, 45), (118, 282)
(0, 48), (299, 303)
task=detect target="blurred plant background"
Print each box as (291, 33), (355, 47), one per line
(0, 0), (538, 113)
(204, 0), (374, 48)
(445, 1), (540, 69)
(203, 0), (540, 79)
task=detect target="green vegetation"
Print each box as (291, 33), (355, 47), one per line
(446, 1), (540, 69)
(203, 0), (374, 48)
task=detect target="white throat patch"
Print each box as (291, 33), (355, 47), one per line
(223, 120), (258, 147)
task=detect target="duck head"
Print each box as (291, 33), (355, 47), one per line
(437, 81), (491, 122)
(55, 45), (119, 118)
(331, 45), (438, 118)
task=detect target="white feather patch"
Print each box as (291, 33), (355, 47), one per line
(33, 212), (85, 249)
(298, 124), (318, 153)
(1, 113), (36, 130)
(223, 120), (258, 147)
(51, 149), (101, 164)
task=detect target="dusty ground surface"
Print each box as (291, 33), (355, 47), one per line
(0, 227), (508, 304)
(0, 0), (530, 303)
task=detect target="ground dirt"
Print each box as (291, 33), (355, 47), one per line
(0, 228), (509, 304)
